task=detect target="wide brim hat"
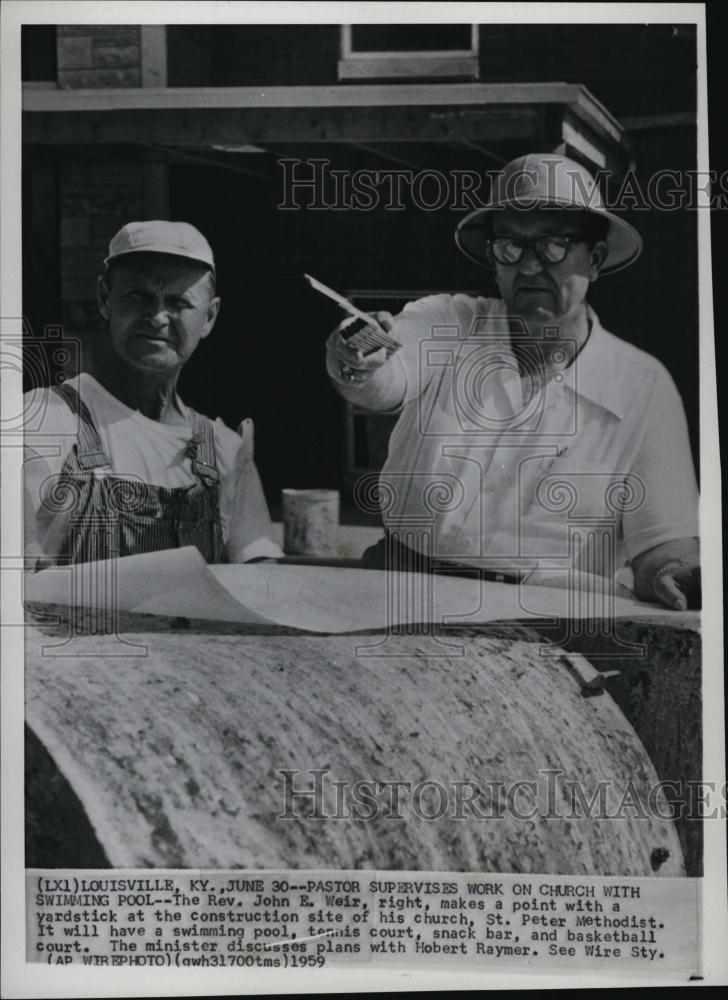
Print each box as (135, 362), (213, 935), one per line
(104, 220), (215, 273)
(455, 153), (642, 275)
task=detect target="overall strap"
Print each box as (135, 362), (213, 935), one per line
(187, 409), (220, 485)
(186, 408), (224, 563)
(52, 382), (111, 471)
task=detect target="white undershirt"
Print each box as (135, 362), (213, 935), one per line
(23, 373), (283, 564)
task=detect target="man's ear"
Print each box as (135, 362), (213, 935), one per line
(201, 296), (221, 340)
(97, 273), (110, 320)
(589, 240), (609, 281)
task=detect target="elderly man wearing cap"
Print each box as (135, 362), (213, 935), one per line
(326, 154), (700, 609)
(24, 220), (283, 567)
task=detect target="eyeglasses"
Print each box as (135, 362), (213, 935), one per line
(484, 233), (587, 267)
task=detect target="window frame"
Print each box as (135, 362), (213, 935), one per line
(338, 24), (479, 80)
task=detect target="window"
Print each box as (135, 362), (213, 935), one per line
(339, 24), (478, 80)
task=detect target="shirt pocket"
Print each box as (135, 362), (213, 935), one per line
(528, 456), (630, 523)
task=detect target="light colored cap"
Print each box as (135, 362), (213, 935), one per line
(104, 220), (215, 272)
(455, 153), (642, 275)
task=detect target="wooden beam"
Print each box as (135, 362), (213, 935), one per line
(22, 81), (630, 171)
(562, 108), (634, 175)
(23, 81), (590, 112)
(348, 141), (423, 171)
(620, 111), (695, 131)
(140, 141), (269, 180)
(457, 139), (507, 166)
(24, 105), (553, 147)
(567, 89), (633, 159)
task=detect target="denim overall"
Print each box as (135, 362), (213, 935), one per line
(50, 383), (224, 565)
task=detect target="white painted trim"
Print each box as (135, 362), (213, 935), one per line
(140, 25), (167, 88)
(339, 23), (479, 79)
(338, 55), (478, 79)
(22, 81), (587, 111)
(562, 120), (607, 168)
(340, 23), (478, 59)
(341, 49), (477, 60)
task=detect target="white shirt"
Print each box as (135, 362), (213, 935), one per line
(346, 295), (699, 577)
(23, 373), (283, 564)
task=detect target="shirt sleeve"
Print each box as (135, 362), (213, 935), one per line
(394, 294), (462, 404)
(621, 369), (700, 563)
(23, 388), (79, 567)
(216, 418), (284, 563)
(327, 294), (459, 412)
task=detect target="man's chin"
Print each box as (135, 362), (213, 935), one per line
(515, 304), (560, 325)
(508, 291), (557, 317)
(121, 352), (180, 376)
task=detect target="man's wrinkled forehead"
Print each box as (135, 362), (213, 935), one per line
(492, 207), (590, 237)
(106, 252), (214, 294)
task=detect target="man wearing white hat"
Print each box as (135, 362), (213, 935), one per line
(24, 221), (283, 567)
(326, 154), (700, 609)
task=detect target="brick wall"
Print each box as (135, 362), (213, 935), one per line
(58, 160), (145, 370)
(57, 25), (141, 88)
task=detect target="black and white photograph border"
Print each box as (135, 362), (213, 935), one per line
(1, 0), (726, 995)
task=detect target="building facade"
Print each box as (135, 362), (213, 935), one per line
(22, 23), (698, 498)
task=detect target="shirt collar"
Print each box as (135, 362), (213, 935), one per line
(480, 300), (625, 420)
(559, 307), (625, 419)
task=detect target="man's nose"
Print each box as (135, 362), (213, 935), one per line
(146, 301), (170, 328)
(517, 247), (544, 276)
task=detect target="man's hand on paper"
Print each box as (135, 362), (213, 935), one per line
(631, 537), (701, 610)
(525, 567), (634, 599)
(325, 311), (395, 386)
